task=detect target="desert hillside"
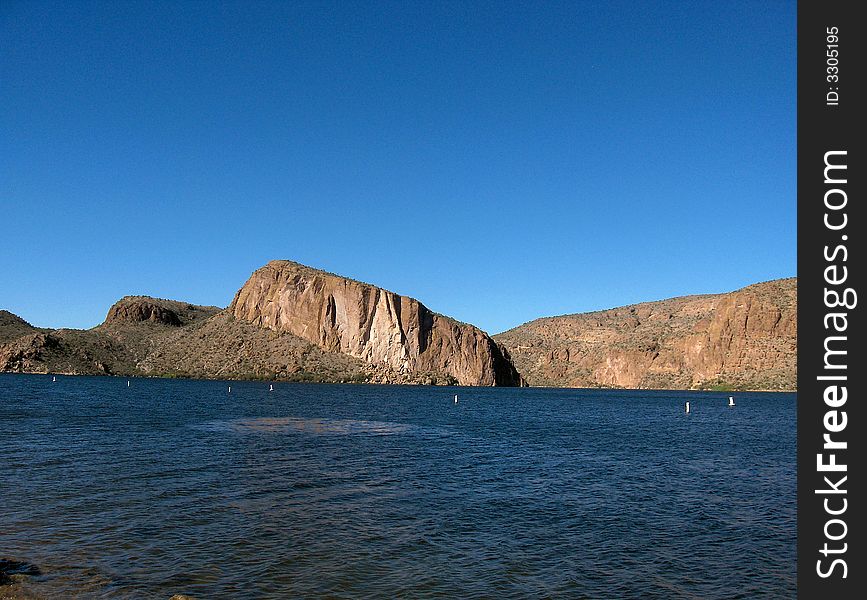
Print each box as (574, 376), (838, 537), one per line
(0, 261), (524, 386)
(494, 278), (796, 391)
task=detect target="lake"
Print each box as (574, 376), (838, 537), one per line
(0, 374), (795, 598)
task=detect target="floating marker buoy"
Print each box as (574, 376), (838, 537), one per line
(52, 376), (56, 382)
(728, 396), (735, 407)
(269, 384), (274, 392)
(454, 394), (458, 404)
(228, 386), (231, 393)
(685, 401), (690, 414)
(127, 380), (130, 387)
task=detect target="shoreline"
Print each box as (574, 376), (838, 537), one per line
(0, 370), (797, 394)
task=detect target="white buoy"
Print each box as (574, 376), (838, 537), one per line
(454, 394), (458, 404)
(728, 396), (735, 407)
(228, 385), (231, 393)
(269, 384), (274, 392)
(685, 401), (690, 414)
(52, 376), (56, 382)
(127, 380), (130, 387)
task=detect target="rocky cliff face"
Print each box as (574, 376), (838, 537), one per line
(1, 261), (523, 386)
(1, 265), (793, 390)
(104, 298), (183, 326)
(494, 278), (796, 391)
(229, 261), (523, 386)
(103, 296), (221, 328)
(0, 333), (59, 372)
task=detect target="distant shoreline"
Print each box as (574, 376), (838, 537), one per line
(2, 269), (795, 392)
(0, 371), (797, 394)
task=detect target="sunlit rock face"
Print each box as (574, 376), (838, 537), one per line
(495, 278), (796, 391)
(230, 260), (524, 387)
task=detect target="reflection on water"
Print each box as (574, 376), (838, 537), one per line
(0, 376), (796, 599)
(199, 416), (417, 435)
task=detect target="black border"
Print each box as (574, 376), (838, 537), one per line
(797, 1), (864, 596)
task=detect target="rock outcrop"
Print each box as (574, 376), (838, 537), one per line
(1, 264), (794, 390)
(103, 297), (220, 328)
(0, 260), (523, 386)
(1, 557), (41, 587)
(229, 261), (524, 386)
(0, 310), (43, 343)
(0, 333), (60, 373)
(104, 298), (183, 326)
(494, 278), (796, 391)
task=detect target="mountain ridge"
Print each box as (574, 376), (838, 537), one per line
(0, 261), (523, 386)
(1, 267), (796, 390)
(494, 277), (796, 391)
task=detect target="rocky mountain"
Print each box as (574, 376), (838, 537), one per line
(1, 268), (796, 390)
(0, 310), (46, 343)
(230, 261), (523, 386)
(1, 261), (523, 386)
(494, 278), (796, 391)
(0, 297), (221, 378)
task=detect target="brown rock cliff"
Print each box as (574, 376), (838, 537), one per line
(494, 278), (796, 391)
(229, 261), (523, 386)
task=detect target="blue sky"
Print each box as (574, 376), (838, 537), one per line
(1, 0), (795, 334)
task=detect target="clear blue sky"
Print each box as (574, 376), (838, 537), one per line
(1, 0), (795, 334)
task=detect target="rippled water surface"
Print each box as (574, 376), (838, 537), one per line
(1, 374), (795, 598)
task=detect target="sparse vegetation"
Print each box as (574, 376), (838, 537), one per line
(494, 278), (796, 392)
(2, 299), (430, 385)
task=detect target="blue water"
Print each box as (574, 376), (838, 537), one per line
(0, 374), (796, 598)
